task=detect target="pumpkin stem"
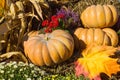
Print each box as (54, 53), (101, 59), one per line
(44, 34), (50, 40)
(45, 36), (49, 40)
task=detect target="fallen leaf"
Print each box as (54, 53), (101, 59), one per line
(75, 44), (120, 80)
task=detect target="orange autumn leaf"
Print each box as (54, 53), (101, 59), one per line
(75, 44), (120, 80)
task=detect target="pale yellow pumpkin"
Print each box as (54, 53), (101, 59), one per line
(74, 28), (118, 49)
(81, 5), (118, 28)
(23, 30), (74, 66)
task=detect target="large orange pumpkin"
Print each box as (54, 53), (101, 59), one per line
(81, 5), (118, 28)
(23, 30), (74, 66)
(74, 28), (118, 49)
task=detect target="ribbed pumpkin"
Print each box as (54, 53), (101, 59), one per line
(74, 28), (118, 49)
(23, 30), (74, 66)
(81, 5), (118, 28)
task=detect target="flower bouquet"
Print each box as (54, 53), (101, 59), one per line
(41, 6), (80, 33)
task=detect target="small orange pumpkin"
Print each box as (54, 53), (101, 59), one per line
(23, 30), (74, 66)
(81, 5), (118, 28)
(74, 28), (118, 49)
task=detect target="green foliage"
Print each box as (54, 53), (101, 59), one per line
(42, 73), (90, 80)
(0, 61), (89, 80)
(0, 61), (46, 79)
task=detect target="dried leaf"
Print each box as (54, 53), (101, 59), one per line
(0, 52), (28, 63)
(75, 44), (120, 80)
(39, 0), (49, 9)
(29, 0), (43, 20)
(9, 3), (17, 19)
(15, 1), (24, 12)
(0, 0), (5, 16)
(0, 0), (5, 8)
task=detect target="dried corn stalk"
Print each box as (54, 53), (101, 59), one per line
(0, 51), (28, 63)
(1, 0), (50, 52)
(0, 0), (5, 17)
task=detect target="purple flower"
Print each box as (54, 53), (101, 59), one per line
(56, 7), (80, 27)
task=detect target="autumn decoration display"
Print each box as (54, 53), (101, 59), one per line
(0, 0), (120, 79)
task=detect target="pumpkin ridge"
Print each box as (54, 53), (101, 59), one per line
(103, 5), (112, 27)
(54, 35), (73, 42)
(49, 39), (63, 61)
(76, 28), (83, 39)
(42, 43), (53, 66)
(98, 5), (106, 27)
(89, 5), (100, 27)
(54, 30), (74, 40)
(98, 29), (104, 44)
(53, 33), (73, 42)
(27, 40), (39, 65)
(83, 8), (88, 27)
(103, 5), (106, 27)
(34, 42), (45, 66)
(95, 5), (99, 28)
(103, 34), (111, 45)
(86, 7), (92, 27)
(46, 40), (61, 64)
(103, 28), (118, 46)
(52, 37), (73, 59)
(86, 28), (92, 45)
(102, 32), (106, 45)
(41, 43), (47, 65)
(27, 36), (43, 42)
(24, 40), (33, 60)
(94, 5), (98, 27)
(106, 32), (114, 46)
(107, 5), (114, 26)
(51, 30), (69, 37)
(30, 41), (40, 65)
(52, 38), (71, 52)
(81, 29), (87, 43)
(107, 5), (118, 26)
(50, 39), (69, 60)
